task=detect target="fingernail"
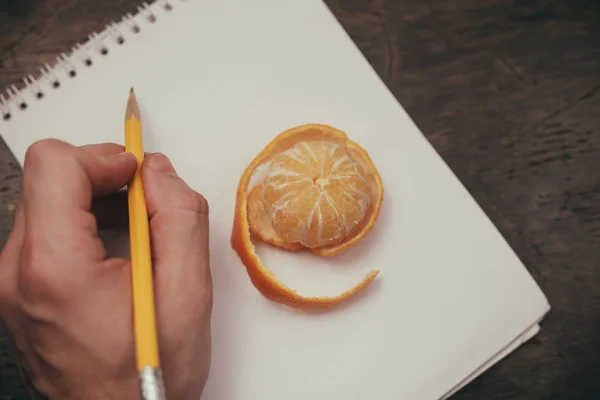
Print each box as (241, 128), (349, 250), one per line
(147, 153), (177, 176)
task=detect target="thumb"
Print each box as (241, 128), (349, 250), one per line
(141, 153), (212, 308)
(141, 153), (212, 400)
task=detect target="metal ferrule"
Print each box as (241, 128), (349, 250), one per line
(139, 366), (166, 400)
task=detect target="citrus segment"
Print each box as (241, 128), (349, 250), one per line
(247, 184), (303, 251)
(231, 124), (383, 311)
(310, 140), (384, 257)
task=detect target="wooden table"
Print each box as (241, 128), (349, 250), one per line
(1, 0), (599, 399)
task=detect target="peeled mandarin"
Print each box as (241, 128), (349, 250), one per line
(262, 140), (371, 248)
(231, 124), (383, 312)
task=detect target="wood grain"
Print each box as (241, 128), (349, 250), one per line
(1, 0), (599, 399)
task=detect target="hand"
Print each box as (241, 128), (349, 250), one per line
(0, 139), (213, 400)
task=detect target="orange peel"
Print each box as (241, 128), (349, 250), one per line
(231, 124), (383, 311)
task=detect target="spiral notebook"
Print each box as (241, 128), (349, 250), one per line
(0, 0), (550, 398)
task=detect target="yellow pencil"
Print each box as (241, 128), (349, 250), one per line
(125, 88), (165, 400)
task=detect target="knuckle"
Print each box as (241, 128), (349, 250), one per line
(18, 245), (60, 304)
(178, 190), (209, 215)
(193, 192), (209, 215)
(23, 139), (68, 172)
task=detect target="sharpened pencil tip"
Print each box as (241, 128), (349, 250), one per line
(125, 89), (140, 121)
(130, 87), (134, 93)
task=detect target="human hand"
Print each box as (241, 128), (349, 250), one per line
(0, 139), (212, 400)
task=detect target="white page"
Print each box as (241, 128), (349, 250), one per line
(441, 321), (544, 399)
(0, 0), (550, 399)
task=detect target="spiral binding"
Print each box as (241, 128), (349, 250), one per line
(0, 0), (178, 121)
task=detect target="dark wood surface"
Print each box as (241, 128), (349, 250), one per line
(1, 0), (599, 398)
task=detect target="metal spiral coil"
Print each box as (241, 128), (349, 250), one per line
(0, 0), (181, 121)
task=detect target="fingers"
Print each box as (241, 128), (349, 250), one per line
(1, 141), (131, 315)
(23, 139), (136, 210)
(142, 153), (212, 314)
(18, 139), (137, 295)
(22, 138), (136, 229)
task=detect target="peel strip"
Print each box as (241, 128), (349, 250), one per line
(231, 124), (380, 311)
